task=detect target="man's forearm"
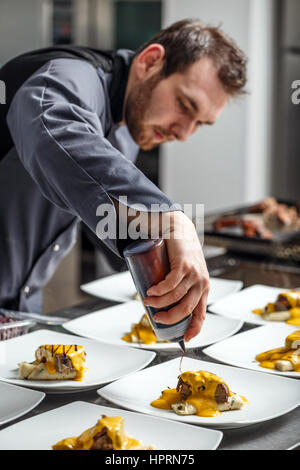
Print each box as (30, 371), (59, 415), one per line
(112, 198), (183, 240)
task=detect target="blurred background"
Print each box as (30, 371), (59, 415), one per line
(0, 0), (299, 311)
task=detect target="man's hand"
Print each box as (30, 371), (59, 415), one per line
(143, 211), (210, 342)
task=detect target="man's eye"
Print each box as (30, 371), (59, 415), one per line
(177, 98), (188, 112)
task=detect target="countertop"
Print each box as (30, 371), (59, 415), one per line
(1, 253), (300, 450)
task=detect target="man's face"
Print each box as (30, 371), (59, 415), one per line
(124, 57), (229, 151)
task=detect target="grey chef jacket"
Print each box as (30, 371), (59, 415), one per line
(0, 49), (178, 313)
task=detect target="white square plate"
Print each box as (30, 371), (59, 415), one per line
(208, 284), (295, 325)
(203, 323), (300, 379)
(80, 271), (243, 305)
(0, 401), (222, 450)
(98, 357), (300, 429)
(63, 301), (243, 350)
(0, 330), (155, 392)
(0, 381), (45, 426)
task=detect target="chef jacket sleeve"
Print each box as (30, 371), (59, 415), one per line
(7, 58), (180, 256)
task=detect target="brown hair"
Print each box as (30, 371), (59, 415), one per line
(135, 19), (247, 96)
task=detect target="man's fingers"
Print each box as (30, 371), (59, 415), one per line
(153, 285), (201, 325)
(144, 274), (193, 309)
(184, 290), (208, 342)
(146, 267), (185, 297)
(145, 264), (209, 305)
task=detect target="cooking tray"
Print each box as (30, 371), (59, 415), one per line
(203, 199), (300, 261)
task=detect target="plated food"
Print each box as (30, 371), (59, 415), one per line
(252, 290), (300, 326)
(0, 401), (223, 450)
(53, 414), (154, 450)
(122, 313), (166, 345)
(18, 344), (87, 381)
(0, 329), (155, 393)
(151, 370), (248, 418)
(98, 357), (300, 428)
(63, 302), (243, 351)
(255, 330), (300, 372)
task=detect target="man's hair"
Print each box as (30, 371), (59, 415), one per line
(136, 19), (247, 97)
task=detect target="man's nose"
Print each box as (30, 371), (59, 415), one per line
(170, 119), (195, 142)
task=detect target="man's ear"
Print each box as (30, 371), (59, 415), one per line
(134, 44), (165, 79)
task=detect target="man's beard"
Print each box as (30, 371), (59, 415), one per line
(124, 73), (163, 150)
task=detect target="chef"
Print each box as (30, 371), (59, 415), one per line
(0, 19), (246, 341)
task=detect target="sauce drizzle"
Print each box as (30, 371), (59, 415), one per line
(178, 340), (186, 373)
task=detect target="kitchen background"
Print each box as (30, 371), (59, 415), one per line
(0, 0), (299, 312)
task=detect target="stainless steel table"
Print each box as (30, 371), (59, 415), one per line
(1, 254), (300, 450)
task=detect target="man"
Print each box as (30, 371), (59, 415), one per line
(0, 19), (247, 341)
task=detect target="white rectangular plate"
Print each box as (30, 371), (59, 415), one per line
(203, 323), (300, 378)
(80, 271), (243, 305)
(0, 381), (45, 426)
(0, 330), (155, 392)
(0, 401), (223, 450)
(208, 284), (297, 325)
(98, 357), (300, 429)
(63, 301), (243, 350)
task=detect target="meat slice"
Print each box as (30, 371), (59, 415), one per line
(176, 377), (192, 400)
(249, 197), (277, 213)
(214, 217), (241, 230)
(91, 427), (113, 450)
(176, 377), (229, 404)
(274, 294), (291, 311)
(241, 219), (273, 239)
(214, 383), (229, 404)
(54, 354), (74, 373)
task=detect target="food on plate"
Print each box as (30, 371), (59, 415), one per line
(122, 313), (167, 345)
(151, 370), (248, 417)
(252, 290), (300, 326)
(52, 415), (154, 450)
(18, 344), (87, 381)
(255, 330), (300, 372)
(132, 291), (140, 301)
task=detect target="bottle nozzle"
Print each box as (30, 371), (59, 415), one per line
(178, 339), (186, 354)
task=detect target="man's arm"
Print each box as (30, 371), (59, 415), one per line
(8, 58), (209, 340)
(7, 58), (177, 257)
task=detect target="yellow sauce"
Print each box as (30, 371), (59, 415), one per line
(52, 416), (147, 450)
(252, 308), (263, 315)
(151, 388), (181, 409)
(35, 345), (86, 381)
(281, 291), (300, 308)
(151, 370), (242, 418)
(256, 331), (300, 372)
(286, 308), (300, 326)
(285, 330), (300, 349)
(122, 314), (167, 345)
